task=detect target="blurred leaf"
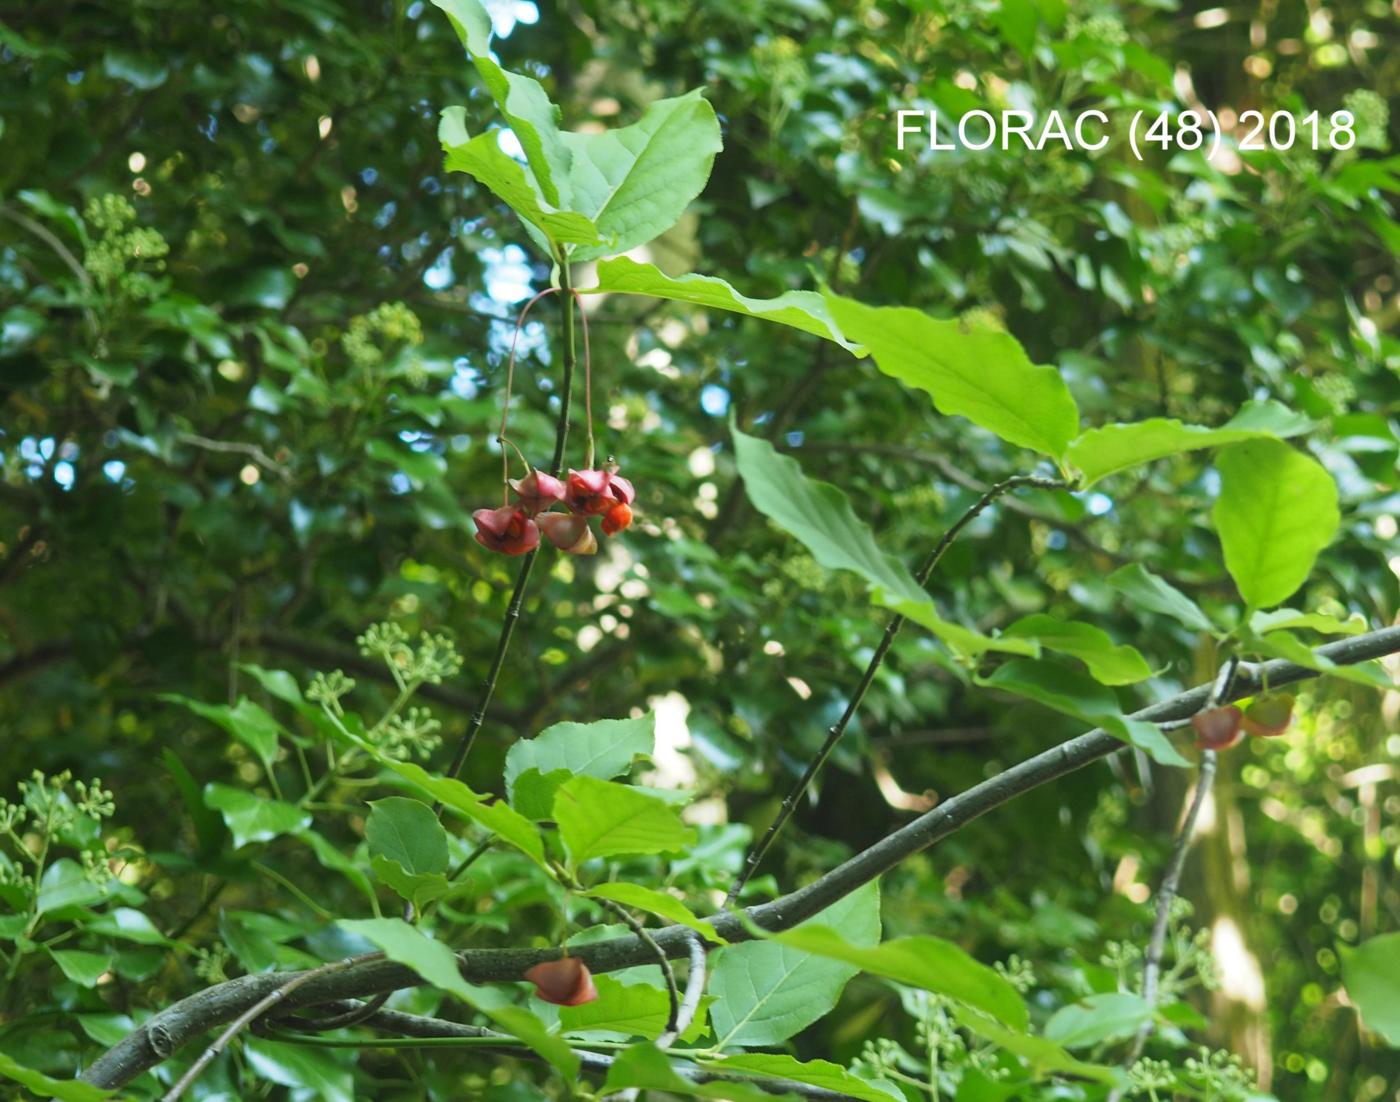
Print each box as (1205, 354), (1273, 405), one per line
(1004, 614), (1153, 684)
(202, 784), (310, 848)
(582, 882), (726, 944)
(1341, 934), (1400, 1046)
(1044, 992), (1152, 1048)
(1107, 565), (1214, 633)
(1212, 439), (1339, 609)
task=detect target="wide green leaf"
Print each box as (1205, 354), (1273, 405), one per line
(709, 881), (880, 1046)
(370, 854), (450, 912)
(365, 797), (449, 876)
(765, 927), (1027, 1031)
(562, 90), (722, 261)
(505, 714), (655, 810)
(1066, 399), (1312, 486)
(825, 293), (1079, 459)
(1004, 614), (1152, 685)
(1341, 933), (1400, 1046)
(1212, 439), (1339, 609)
(373, 759), (550, 872)
(558, 974), (669, 1039)
(340, 917), (579, 1078)
(1106, 564), (1214, 633)
(47, 948), (113, 988)
(553, 776), (695, 866)
(203, 783), (310, 848)
(582, 257), (862, 353)
(1044, 992), (1153, 1048)
(980, 660), (1189, 767)
(582, 881), (726, 944)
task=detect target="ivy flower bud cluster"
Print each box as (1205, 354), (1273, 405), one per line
(473, 466), (635, 557)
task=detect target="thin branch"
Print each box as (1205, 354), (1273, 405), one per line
(264, 1000), (862, 1099)
(0, 205), (91, 290)
(176, 433), (291, 480)
(1108, 661), (1238, 1095)
(158, 953), (378, 1102)
(590, 894), (681, 1033)
(80, 624), (1400, 1091)
(725, 475), (1066, 905)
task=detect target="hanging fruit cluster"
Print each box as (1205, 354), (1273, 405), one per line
(471, 287), (635, 558)
(473, 466), (635, 557)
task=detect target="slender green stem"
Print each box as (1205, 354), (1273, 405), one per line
(725, 475), (1066, 905)
(438, 260), (576, 790)
(252, 861), (338, 921)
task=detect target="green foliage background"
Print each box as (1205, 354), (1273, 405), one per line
(1, 0), (1398, 1098)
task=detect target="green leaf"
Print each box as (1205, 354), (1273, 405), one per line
(365, 797), (450, 876)
(237, 664), (307, 707)
(1044, 992), (1153, 1048)
(732, 425), (1033, 658)
(244, 1038), (353, 1102)
(203, 783), (311, 848)
(1066, 400), (1313, 486)
(374, 759), (549, 872)
(340, 917), (579, 1078)
(601, 1043), (787, 1102)
(371, 854), (450, 912)
(36, 858), (115, 915)
(558, 974), (669, 1039)
(562, 89), (722, 261)
(1249, 608), (1366, 636)
(709, 881), (880, 1046)
(47, 948), (113, 988)
(84, 907), (169, 945)
(697, 1054), (900, 1102)
(511, 768), (575, 820)
(160, 694), (282, 775)
(0, 1051), (112, 1100)
(581, 257), (862, 353)
(980, 660), (1189, 767)
(1212, 439), (1339, 609)
(1249, 631), (1394, 690)
(1341, 933), (1400, 1046)
(1004, 614), (1152, 685)
(553, 776), (695, 866)
(732, 425), (925, 604)
(872, 594), (1040, 658)
(824, 293), (1079, 459)
(429, 0), (572, 208)
(505, 714), (655, 807)
(582, 882), (726, 944)
(953, 1007), (1125, 1084)
(764, 928), (1027, 1032)
(440, 114), (601, 249)
(1106, 564), (1214, 633)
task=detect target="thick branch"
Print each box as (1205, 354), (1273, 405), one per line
(81, 625), (1400, 1089)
